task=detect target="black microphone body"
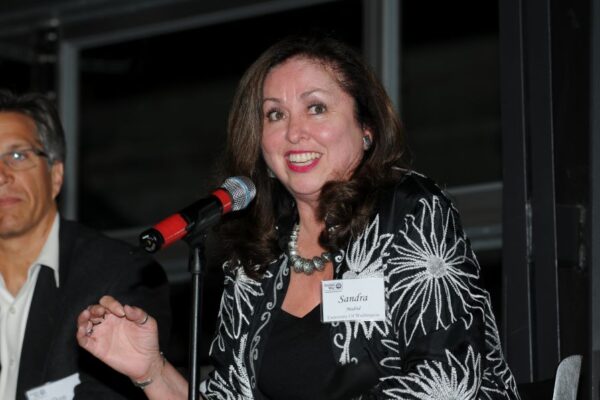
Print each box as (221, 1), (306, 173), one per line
(179, 196), (223, 234)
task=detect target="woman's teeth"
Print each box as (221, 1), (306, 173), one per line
(288, 152), (321, 164)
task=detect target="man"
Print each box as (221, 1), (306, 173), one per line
(0, 90), (171, 400)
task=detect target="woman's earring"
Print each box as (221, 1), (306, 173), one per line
(363, 135), (372, 151)
(267, 168), (276, 178)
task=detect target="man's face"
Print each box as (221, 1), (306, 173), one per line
(0, 112), (63, 239)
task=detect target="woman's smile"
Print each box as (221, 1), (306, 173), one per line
(286, 151), (322, 172)
(261, 56), (370, 202)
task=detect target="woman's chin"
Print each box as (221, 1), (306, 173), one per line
(287, 186), (323, 204)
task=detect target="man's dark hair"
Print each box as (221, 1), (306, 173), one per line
(0, 90), (66, 164)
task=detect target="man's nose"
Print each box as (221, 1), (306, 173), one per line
(0, 160), (14, 185)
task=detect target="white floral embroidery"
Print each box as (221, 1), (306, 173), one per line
(384, 347), (481, 400)
(334, 216), (394, 363)
(379, 338), (403, 371)
(480, 295), (520, 399)
(248, 256), (287, 389)
(343, 214), (394, 279)
(211, 264), (265, 354)
(201, 176), (520, 400)
(203, 334), (253, 400)
(387, 196), (482, 346)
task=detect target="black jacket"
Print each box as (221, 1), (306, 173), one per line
(200, 173), (520, 399)
(15, 219), (171, 400)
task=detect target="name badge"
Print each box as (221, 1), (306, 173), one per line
(26, 373), (80, 400)
(321, 277), (385, 322)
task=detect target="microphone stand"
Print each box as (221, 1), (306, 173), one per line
(184, 229), (208, 400)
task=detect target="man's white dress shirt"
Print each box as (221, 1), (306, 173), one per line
(0, 216), (60, 400)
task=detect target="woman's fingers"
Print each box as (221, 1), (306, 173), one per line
(77, 298), (152, 338)
(85, 304), (108, 325)
(77, 307), (91, 325)
(99, 295), (126, 316)
(123, 304), (153, 326)
(77, 297), (128, 343)
(76, 309), (97, 348)
(75, 307), (103, 354)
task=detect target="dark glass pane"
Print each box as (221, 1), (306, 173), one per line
(401, 2), (500, 187)
(401, 2), (503, 331)
(79, 0), (362, 230)
(0, 54), (31, 92)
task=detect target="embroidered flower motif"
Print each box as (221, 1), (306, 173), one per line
(211, 264), (265, 353)
(343, 215), (394, 279)
(203, 334), (253, 400)
(201, 180), (520, 399)
(334, 216), (394, 363)
(387, 196), (482, 345)
(248, 257), (288, 389)
(385, 347), (481, 400)
(379, 338), (403, 371)
(480, 296), (521, 399)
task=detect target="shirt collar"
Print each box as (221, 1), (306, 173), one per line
(30, 214), (60, 288)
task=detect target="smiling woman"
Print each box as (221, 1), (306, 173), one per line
(76, 33), (521, 400)
(260, 57), (370, 206)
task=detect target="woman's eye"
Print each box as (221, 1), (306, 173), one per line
(266, 109), (284, 122)
(308, 103), (327, 114)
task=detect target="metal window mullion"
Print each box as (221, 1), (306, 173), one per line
(362, 0), (400, 112)
(589, 0), (600, 395)
(381, 0), (400, 112)
(499, 0), (534, 382)
(524, 0), (560, 381)
(57, 41), (79, 220)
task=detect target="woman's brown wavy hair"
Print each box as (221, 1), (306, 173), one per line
(219, 33), (409, 278)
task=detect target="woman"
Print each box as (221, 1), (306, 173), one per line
(77, 34), (520, 399)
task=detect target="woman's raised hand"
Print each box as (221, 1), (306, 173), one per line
(76, 295), (164, 383)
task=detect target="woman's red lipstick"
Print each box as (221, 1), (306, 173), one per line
(285, 151), (321, 173)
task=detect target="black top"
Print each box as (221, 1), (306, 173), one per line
(258, 306), (337, 400)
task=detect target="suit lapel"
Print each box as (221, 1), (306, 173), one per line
(16, 265), (61, 398)
(16, 220), (75, 399)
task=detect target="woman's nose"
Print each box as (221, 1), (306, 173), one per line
(285, 115), (308, 144)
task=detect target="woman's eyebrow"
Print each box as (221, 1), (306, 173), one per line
(262, 97), (281, 105)
(300, 88), (331, 99)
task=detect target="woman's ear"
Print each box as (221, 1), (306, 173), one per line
(362, 130), (373, 151)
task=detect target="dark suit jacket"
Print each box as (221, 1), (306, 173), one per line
(15, 219), (171, 400)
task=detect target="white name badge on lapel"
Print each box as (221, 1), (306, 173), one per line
(26, 372), (80, 400)
(321, 277), (385, 322)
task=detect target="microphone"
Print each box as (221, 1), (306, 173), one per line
(139, 176), (256, 253)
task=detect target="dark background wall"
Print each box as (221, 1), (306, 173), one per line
(0, 0), (595, 397)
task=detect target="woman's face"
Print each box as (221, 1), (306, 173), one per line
(261, 57), (371, 205)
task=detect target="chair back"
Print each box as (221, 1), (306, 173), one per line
(552, 355), (583, 400)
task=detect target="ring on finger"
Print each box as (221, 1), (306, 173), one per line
(139, 313), (149, 325)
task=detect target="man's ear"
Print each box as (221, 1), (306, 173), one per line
(50, 161), (64, 200)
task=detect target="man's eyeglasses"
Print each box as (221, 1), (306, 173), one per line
(0, 148), (49, 171)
